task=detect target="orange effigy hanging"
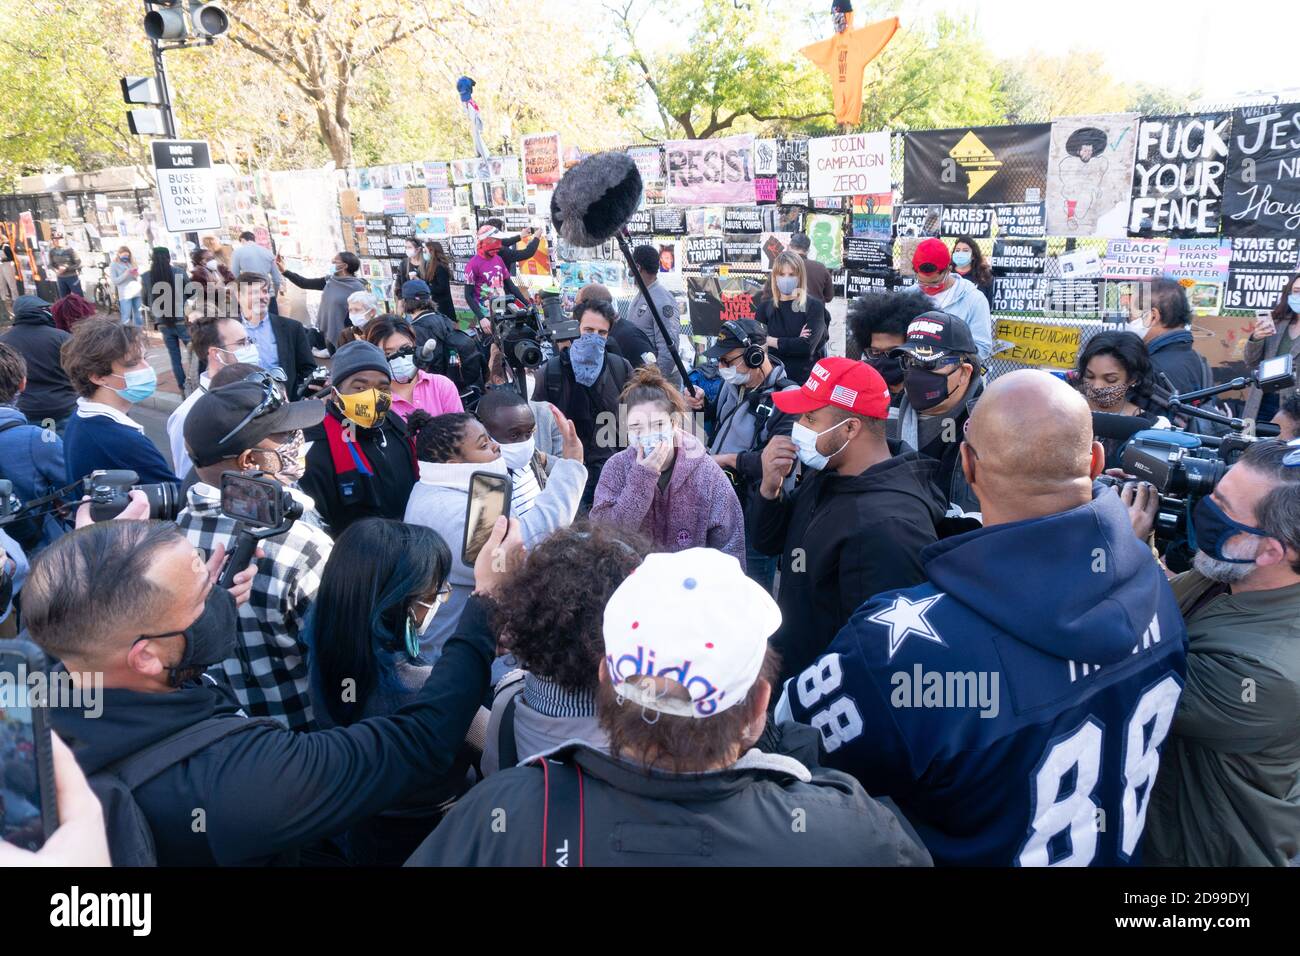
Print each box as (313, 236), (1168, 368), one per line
(800, 1), (900, 127)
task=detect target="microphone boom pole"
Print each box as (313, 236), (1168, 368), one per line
(614, 231), (698, 397)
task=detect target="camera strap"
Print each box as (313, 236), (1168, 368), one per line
(530, 756), (585, 868)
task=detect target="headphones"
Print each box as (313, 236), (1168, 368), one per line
(721, 320), (766, 369)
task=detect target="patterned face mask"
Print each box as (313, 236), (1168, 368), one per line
(335, 387), (392, 429)
(568, 333), (607, 387)
(1085, 382), (1129, 409)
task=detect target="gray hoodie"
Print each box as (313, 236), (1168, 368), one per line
(403, 455), (587, 659)
(926, 274), (993, 362)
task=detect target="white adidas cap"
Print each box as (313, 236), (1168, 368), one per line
(602, 548), (781, 718)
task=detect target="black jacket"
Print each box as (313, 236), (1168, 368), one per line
(755, 295), (828, 385)
(429, 264), (455, 321)
(0, 295), (75, 421)
(49, 596), (495, 866)
(409, 308), (485, 397)
(750, 443), (946, 683)
(889, 375), (984, 517)
(140, 265), (187, 326)
(267, 314), (318, 401)
(1147, 329), (1205, 398)
(532, 350), (632, 468)
(300, 404), (418, 538)
(609, 319), (657, 370)
(405, 737), (932, 867)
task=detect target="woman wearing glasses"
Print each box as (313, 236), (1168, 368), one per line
(306, 517), (465, 864)
(363, 317), (463, 420)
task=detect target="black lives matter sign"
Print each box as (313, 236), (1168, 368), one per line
(151, 140), (221, 233)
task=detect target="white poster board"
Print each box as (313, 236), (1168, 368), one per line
(808, 131), (891, 198)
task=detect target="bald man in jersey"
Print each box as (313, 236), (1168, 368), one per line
(778, 369), (1187, 866)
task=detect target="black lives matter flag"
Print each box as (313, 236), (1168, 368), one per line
(903, 125), (1050, 205)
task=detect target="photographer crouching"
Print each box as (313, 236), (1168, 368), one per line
(1121, 439), (1300, 866)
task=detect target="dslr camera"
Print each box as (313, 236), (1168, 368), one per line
(86, 470), (182, 523)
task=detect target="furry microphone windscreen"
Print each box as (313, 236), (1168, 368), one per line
(549, 151), (643, 247)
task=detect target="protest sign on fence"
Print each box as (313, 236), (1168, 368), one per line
(665, 134), (756, 205)
(904, 124), (1050, 204)
(1222, 103), (1300, 238)
(807, 132), (891, 198)
(1044, 114), (1138, 237)
(1128, 114), (1231, 237)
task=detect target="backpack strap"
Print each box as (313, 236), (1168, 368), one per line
(545, 359), (565, 407)
(486, 671), (527, 772)
(0, 420), (27, 438)
(104, 715), (279, 791)
(530, 756), (585, 867)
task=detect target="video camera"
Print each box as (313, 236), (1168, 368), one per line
(487, 293), (577, 398)
(1097, 354), (1294, 567)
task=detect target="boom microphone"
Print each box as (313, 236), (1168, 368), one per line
(1091, 412), (1151, 443)
(550, 151), (644, 247)
(550, 151), (699, 396)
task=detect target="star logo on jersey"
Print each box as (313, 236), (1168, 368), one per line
(869, 593), (945, 661)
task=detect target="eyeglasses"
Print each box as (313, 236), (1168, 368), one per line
(864, 347), (898, 360)
(218, 372), (286, 445)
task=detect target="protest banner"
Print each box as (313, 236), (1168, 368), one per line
(522, 132), (562, 186)
(904, 124), (1050, 204)
(724, 206), (764, 233)
(1101, 238), (1167, 280)
(754, 139), (779, 176)
(777, 139), (809, 205)
(754, 178), (778, 203)
(1222, 103), (1300, 237)
(994, 318), (1082, 368)
(992, 203), (1046, 237)
(1162, 238), (1231, 283)
(1128, 113), (1231, 237)
(843, 237), (893, 271)
(760, 232), (792, 267)
(1224, 236), (1300, 310)
(807, 131), (891, 198)
(1045, 278), (1101, 315)
(805, 214), (843, 269)
(723, 235), (762, 265)
(686, 207), (725, 235)
(992, 275), (1048, 313)
(939, 205), (995, 238)
(894, 204), (942, 237)
(990, 239), (1047, 275)
(851, 192), (893, 238)
(423, 162), (449, 188)
(1044, 114), (1138, 237)
(665, 134), (756, 204)
(685, 234), (725, 268)
(845, 270), (893, 296)
(651, 206), (687, 235)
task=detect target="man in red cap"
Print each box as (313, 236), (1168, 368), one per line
(910, 238), (993, 362)
(749, 357), (947, 683)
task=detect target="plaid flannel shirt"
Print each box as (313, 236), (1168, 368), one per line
(176, 483), (333, 731)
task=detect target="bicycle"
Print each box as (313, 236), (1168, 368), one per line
(92, 257), (115, 313)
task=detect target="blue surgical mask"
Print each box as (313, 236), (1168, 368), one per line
(632, 431), (672, 455)
(568, 333), (607, 387)
(1288, 294), (1300, 315)
(952, 251), (973, 268)
(776, 276), (799, 296)
(113, 366), (157, 403)
(1189, 495), (1269, 563)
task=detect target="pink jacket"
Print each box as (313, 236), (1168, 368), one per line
(590, 429), (746, 567)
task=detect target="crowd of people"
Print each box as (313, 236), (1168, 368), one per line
(0, 232), (1297, 871)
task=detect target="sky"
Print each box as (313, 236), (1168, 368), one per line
(926, 0), (1295, 102)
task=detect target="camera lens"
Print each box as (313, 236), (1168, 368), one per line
(1180, 458), (1226, 499)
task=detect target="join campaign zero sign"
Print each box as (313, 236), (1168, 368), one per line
(151, 140), (221, 233)
(807, 132), (891, 198)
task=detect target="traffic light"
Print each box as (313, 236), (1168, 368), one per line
(143, 1), (228, 41)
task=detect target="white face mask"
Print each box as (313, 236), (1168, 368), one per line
(389, 354), (416, 384)
(229, 344), (260, 366)
(349, 310), (373, 328)
(205, 259), (219, 273)
(413, 598), (442, 636)
(718, 364), (747, 385)
(1126, 315), (1149, 337)
(498, 436), (536, 471)
(791, 419), (850, 471)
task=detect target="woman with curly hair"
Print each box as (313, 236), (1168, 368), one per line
(481, 522), (650, 775)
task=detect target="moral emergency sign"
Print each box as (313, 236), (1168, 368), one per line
(151, 140), (222, 233)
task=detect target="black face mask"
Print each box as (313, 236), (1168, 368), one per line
(138, 587), (239, 687)
(867, 354), (905, 388)
(904, 366), (959, 411)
